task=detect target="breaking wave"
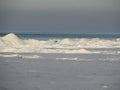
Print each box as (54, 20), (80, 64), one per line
(0, 33), (120, 54)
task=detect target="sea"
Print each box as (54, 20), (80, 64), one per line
(1, 33), (120, 39)
(0, 33), (120, 61)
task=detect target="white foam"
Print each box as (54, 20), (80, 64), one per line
(0, 54), (41, 59)
(56, 58), (78, 60)
(19, 55), (41, 59)
(2, 33), (24, 46)
(0, 33), (120, 54)
(0, 54), (19, 57)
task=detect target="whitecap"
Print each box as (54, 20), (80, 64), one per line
(0, 33), (120, 54)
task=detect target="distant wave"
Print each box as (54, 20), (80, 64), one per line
(0, 33), (120, 54)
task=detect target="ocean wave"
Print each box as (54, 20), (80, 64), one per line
(0, 33), (120, 54)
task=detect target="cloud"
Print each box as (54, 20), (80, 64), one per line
(1, 0), (120, 12)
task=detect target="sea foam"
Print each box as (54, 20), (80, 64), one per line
(0, 33), (120, 54)
(2, 33), (24, 46)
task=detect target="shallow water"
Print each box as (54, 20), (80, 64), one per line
(0, 53), (120, 61)
(0, 57), (120, 90)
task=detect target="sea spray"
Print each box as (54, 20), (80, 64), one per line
(0, 33), (120, 54)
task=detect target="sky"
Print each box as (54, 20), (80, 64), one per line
(0, 0), (120, 34)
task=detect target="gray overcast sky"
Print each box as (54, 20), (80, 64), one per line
(0, 0), (120, 33)
(1, 0), (120, 12)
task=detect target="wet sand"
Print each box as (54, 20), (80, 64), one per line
(0, 57), (120, 90)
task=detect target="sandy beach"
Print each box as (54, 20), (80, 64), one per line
(0, 57), (120, 90)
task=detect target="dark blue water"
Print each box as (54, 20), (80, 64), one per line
(0, 33), (120, 39)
